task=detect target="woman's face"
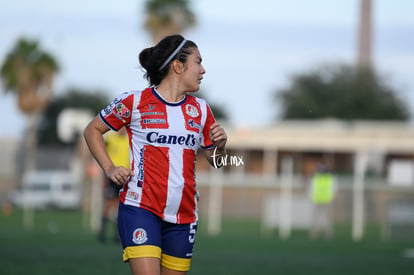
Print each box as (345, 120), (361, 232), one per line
(181, 47), (206, 92)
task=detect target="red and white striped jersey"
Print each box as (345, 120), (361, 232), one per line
(99, 87), (215, 224)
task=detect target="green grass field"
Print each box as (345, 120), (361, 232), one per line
(1, 209), (414, 275)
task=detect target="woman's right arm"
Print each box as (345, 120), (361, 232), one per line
(83, 116), (112, 174)
(83, 117), (133, 185)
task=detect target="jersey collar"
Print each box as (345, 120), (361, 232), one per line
(152, 87), (187, 106)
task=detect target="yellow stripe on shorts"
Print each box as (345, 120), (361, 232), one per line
(161, 253), (191, 272)
(123, 245), (161, 262)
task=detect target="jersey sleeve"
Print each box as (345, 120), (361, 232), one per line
(99, 92), (134, 131)
(200, 103), (216, 150)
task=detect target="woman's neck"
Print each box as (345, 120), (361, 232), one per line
(156, 82), (186, 103)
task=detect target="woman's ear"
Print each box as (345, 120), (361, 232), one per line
(171, 60), (185, 74)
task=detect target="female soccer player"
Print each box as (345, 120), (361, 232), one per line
(83, 34), (227, 275)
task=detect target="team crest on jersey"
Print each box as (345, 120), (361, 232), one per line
(185, 104), (199, 118)
(132, 228), (148, 244)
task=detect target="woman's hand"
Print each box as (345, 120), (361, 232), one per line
(105, 166), (134, 186)
(209, 122), (227, 149)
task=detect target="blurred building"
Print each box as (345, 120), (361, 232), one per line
(197, 119), (414, 179)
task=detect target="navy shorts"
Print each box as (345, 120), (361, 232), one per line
(117, 203), (198, 271)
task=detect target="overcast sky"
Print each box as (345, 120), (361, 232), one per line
(1, 0), (414, 138)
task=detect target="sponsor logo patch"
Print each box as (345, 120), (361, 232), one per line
(139, 103), (168, 129)
(146, 132), (197, 147)
(143, 118), (166, 124)
(103, 97), (123, 116)
(126, 190), (140, 201)
(116, 103), (131, 118)
(188, 119), (201, 131)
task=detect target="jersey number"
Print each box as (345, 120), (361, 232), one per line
(188, 221), (197, 243)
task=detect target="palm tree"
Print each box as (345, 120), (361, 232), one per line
(144, 0), (196, 42)
(1, 38), (59, 171)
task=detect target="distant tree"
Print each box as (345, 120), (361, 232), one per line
(37, 88), (110, 146)
(209, 104), (227, 122)
(144, 0), (196, 42)
(1, 38), (59, 171)
(276, 64), (410, 121)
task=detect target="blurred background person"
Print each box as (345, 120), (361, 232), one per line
(98, 126), (129, 243)
(309, 161), (336, 240)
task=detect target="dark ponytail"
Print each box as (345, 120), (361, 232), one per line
(138, 34), (197, 86)
(138, 47), (153, 72)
